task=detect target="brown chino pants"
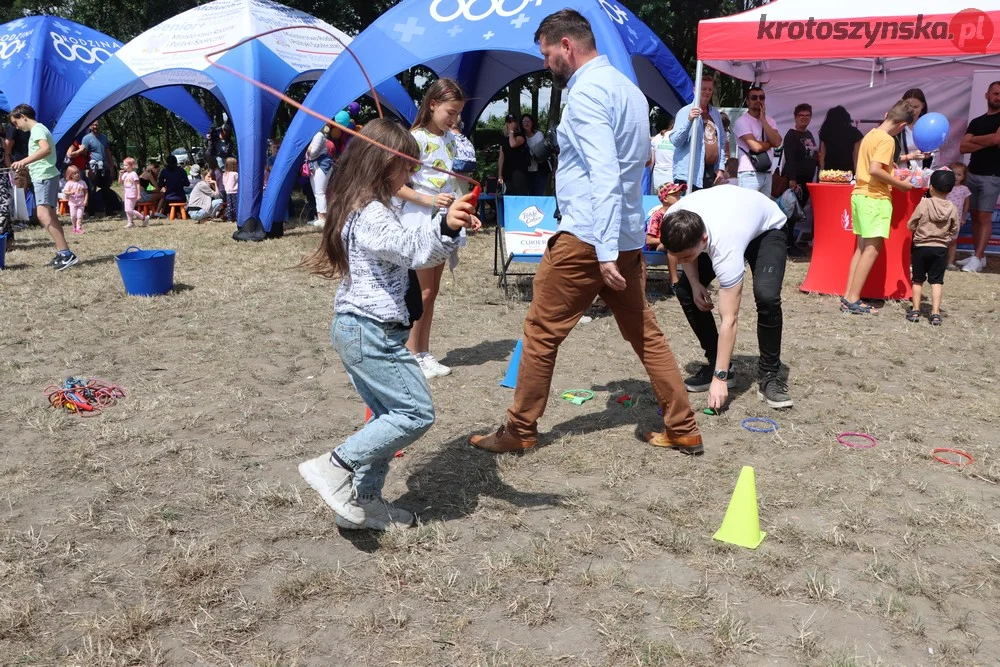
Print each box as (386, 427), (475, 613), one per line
(506, 232), (700, 440)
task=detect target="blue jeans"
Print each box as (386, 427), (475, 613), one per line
(331, 313), (435, 500)
(188, 199), (223, 221)
(738, 171), (772, 196)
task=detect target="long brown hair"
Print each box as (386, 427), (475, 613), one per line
(299, 118), (419, 279)
(411, 78), (465, 131)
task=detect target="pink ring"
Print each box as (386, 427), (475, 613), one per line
(837, 432), (877, 449)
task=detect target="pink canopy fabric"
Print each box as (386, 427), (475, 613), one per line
(698, 1), (1000, 83)
(694, 1), (1000, 165)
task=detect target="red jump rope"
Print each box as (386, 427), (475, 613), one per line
(203, 26), (482, 209)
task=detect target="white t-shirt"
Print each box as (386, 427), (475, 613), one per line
(665, 184), (787, 289)
(650, 131), (675, 188)
(399, 127), (457, 229)
(734, 112), (779, 173)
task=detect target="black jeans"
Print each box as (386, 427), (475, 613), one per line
(674, 228), (786, 375)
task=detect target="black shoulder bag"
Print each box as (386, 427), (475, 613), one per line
(745, 123), (772, 172)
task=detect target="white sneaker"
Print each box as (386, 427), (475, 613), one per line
(416, 354), (438, 379)
(307, 219), (324, 227)
(333, 497), (415, 531)
(298, 454), (365, 525)
(422, 354), (452, 377)
(962, 256), (984, 273)
(955, 255), (973, 267)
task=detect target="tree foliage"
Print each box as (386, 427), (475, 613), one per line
(0, 0), (759, 162)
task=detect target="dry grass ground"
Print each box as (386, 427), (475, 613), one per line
(1, 214), (999, 666)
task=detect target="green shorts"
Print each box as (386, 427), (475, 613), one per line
(850, 194), (892, 239)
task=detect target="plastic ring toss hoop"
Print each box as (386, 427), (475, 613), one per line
(837, 432), (877, 449)
(561, 389), (595, 406)
(742, 417), (778, 433)
(931, 448), (974, 467)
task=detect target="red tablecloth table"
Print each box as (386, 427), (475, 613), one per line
(800, 183), (925, 301)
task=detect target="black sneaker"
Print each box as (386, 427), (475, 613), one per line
(53, 252), (78, 271)
(758, 372), (793, 408)
(46, 254), (61, 267)
(683, 364), (735, 392)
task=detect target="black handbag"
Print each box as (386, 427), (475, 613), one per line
(745, 124), (772, 172)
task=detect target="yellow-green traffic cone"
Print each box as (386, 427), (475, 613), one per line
(713, 466), (766, 549)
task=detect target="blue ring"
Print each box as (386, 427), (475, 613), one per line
(742, 417), (778, 433)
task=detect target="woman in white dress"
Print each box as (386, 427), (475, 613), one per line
(395, 78), (466, 379)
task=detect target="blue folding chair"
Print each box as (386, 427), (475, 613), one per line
(495, 195), (560, 297)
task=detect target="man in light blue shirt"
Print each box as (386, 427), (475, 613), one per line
(470, 9), (703, 456)
(670, 78), (727, 191)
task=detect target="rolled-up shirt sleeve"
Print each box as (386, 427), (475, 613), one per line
(568, 86), (625, 262)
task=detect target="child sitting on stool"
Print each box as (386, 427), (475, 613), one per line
(906, 169), (961, 326)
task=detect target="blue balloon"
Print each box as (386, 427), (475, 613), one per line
(912, 112), (950, 152)
(334, 110), (351, 126)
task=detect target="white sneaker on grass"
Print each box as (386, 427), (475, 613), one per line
(422, 353), (452, 377)
(416, 354), (437, 379)
(298, 454), (364, 525)
(333, 497), (416, 531)
(962, 256), (984, 273)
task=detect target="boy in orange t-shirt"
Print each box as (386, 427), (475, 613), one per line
(841, 100), (915, 314)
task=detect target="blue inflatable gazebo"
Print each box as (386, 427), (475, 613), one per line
(259, 0), (693, 230)
(53, 0), (417, 226)
(0, 16), (210, 134)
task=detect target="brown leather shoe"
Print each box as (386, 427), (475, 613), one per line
(469, 425), (537, 453)
(644, 431), (704, 455)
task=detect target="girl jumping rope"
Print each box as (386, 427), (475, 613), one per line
(62, 166), (89, 234)
(297, 118), (480, 531)
(396, 78), (466, 379)
(119, 158), (147, 228)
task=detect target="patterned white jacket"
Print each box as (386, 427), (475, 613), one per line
(334, 200), (459, 327)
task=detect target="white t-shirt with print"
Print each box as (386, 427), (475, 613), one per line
(734, 112), (779, 173)
(650, 131), (675, 188)
(665, 184), (787, 289)
(400, 127), (457, 229)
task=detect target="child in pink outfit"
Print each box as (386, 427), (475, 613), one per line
(946, 162), (972, 269)
(62, 166), (88, 234)
(222, 157), (239, 222)
(119, 157), (147, 228)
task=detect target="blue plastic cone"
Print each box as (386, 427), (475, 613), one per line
(500, 339), (523, 388)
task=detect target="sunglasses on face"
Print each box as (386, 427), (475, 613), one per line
(749, 94), (765, 101)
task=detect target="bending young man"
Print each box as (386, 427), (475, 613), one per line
(662, 185), (792, 410)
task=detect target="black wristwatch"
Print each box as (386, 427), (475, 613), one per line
(713, 369), (730, 381)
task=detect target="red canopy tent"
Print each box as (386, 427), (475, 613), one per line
(686, 1), (1000, 176)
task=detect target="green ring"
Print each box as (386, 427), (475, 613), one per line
(561, 389), (595, 405)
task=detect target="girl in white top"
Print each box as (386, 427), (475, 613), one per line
(395, 78), (466, 380)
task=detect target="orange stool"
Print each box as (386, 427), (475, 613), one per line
(137, 201), (155, 217)
(58, 199), (69, 216)
(168, 203), (188, 220)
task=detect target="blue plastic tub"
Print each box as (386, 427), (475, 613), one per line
(115, 245), (176, 296)
(0, 234), (6, 270)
